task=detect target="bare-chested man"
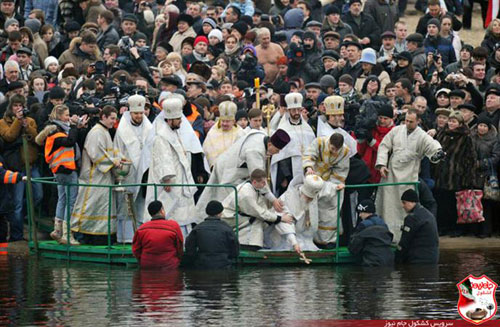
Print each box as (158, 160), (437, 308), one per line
(256, 27), (285, 84)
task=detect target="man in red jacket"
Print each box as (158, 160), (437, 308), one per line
(132, 201), (184, 269)
(357, 104), (395, 183)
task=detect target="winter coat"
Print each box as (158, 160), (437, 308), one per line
(185, 216), (239, 269)
(391, 65), (414, 83)
(396, 204), (439, 264)
(283, 8), (304, 42)
(423, 35), (456, 68)
(349, 214), (394, 267)
(132, 217), (184, 269)
(97, 25), (120, 51)
(301, 39), (323, 83)
(481, 32), (500, 54)
(342, 12), (381, 49)
(411, 46), (427, 72)
(357, 123), (394, 183)
(58, 37), (102, 73)
(0, 109), (39, 171)
(363, 0), (399, 33)
(320, 18), (353, 41)
(355, 64), (391, 95)
(83, 0), (106, 23)
(416, 13), (462, 36)
(169, 27), (196, 53)
(433, 126), (477, 191)
(0, 154), (23, 214)
(471, 126), (500, 187)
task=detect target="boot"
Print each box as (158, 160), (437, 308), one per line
(50, 219), (63, 241)
(59, 221), (80, 246)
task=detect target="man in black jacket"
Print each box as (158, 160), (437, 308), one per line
(342, 0), (381, 49)
(396, 189), (439, 264)
(185, 201), (239, 269)
(348, 199), (394, 266)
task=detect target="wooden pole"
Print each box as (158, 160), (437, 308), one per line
(22, 134), (38, 252)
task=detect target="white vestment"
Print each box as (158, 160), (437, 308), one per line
(317, 115), (357, 158)
(222, 181), (279, 248)
(270, 114), (315, 195)
(375, 125), (442, 241)
(113, 112), (153, 242)
(195, 130), (275, 221)
(265, 176), (320, 251)
(143, 115), (197, 230)
(71, 124), (120, 235)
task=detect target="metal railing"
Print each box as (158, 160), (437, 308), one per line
(27, 177), (238, 262)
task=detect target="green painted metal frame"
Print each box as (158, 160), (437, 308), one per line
(27, 178), (415, 265)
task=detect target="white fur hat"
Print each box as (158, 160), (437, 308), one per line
(44, 56), (59, 70)
(208, 29), (223, 42)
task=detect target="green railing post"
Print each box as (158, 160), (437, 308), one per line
(107, 187), (112, 263)
(23, 134), (37, 253)
(66, 184), (71, 258)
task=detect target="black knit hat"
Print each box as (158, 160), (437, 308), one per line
(232, 20), (248, 36)
(356, 199), (376, 213)
(49, 86), (66, 100)
(476, 112), (492, 127)
(401, 189), (419, 203)
(148, 200), (163, 216)
(377, 104), (394, 118)
(206, 200), (224, 216)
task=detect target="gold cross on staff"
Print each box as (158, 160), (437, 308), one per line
(261, 104), (275, 125)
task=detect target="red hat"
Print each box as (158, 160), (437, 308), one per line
(194, 36), (208, 47)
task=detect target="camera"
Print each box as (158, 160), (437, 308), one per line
(303, 98), (315, 113)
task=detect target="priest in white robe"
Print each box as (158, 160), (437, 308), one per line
(270, 92), (316, 196)
(316, 96), (357, 159)
(113, 95), (153, 243)
(375, 109), (443, 242)
(202, 101), (245, 168)
(265, 174), (324, 253)
(303, 132), (350, 248)
(195, 129), (291, 222)
(71, 106), (122, 241)
(143, 98), (197, 238)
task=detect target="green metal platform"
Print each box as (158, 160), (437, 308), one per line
(29, 241), (356, 265)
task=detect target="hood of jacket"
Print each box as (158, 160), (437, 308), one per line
(284, 8), (304, 29)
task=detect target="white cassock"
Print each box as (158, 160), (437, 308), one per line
(222, 181), (279, 248)
(317, 115), (357, 158)
(195, 130), (275, 222)
(270, 114), (315, 195)
(375, 125), (442, 242)
(113, 112), (153, 242)
(71, 123), (120, 235)
(143, 112), (197, 237)
(265, 176), (320, 251)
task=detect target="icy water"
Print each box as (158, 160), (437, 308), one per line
(1, 249), (499, 326)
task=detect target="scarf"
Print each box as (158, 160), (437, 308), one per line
(53, 119), (70, 133)
(225, 45), (240, 56)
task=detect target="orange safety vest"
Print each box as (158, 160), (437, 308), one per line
(0, 242), (7, 255)
(45, 132), (76, 174)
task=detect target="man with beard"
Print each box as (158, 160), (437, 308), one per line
(113, 95), (153, 243)
(375, 109), (443, 242)
(269, 92), (316, 196)
(143, 98), (197, 238)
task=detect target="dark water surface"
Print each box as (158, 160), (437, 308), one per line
(1, 249), (499, 326)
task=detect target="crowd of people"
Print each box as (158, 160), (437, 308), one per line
(0, 0), (499, 268)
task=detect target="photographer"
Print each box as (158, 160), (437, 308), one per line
(423, 19), (456, 69)
(114, 36), (155, 86)
(0, 94), (42, 242)
(234, 45), (265, 87)
(36, 86), (66, 131)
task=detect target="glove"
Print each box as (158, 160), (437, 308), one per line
(430, 150), (446, 163)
